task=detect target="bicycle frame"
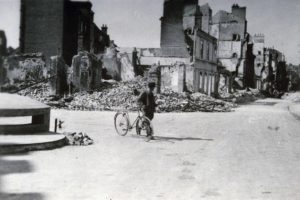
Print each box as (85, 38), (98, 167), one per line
(126, 109), (143, 130)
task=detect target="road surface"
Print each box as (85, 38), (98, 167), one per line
(1, 95), (300, 200)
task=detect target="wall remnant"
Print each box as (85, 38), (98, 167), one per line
(71, 51), (102, 91)
(119, 53), (135, 81)
(102, 42), (121, 81)
(49, 56), (68, 96)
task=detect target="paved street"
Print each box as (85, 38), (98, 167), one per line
(1, 94), (300, 200)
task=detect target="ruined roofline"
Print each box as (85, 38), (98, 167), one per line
(183, 4), (202, 17)
(211, 10), (245, 24)
(232, 3), (246, 9)
(68, 0), (92, 8)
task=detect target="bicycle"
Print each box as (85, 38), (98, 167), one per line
(114, 107), (153, 137)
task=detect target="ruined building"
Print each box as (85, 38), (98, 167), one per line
(20, 0), (110, 66)
(17, 0), (111, 94)
(253, 34), (265, 89)
(137, 0), (218, 96)
(244, 43), (256, 88)
(210, 4), (253, 91)
(262, 48), (288, 95)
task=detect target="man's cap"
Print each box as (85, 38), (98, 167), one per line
(148, 82), (156, 88)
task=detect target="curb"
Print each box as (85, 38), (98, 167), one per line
(0, 135), (67, 155)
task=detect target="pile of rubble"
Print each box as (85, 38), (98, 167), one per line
(67, 77), (148, 111)
(18, 76), (237, 112)
(63, 132), (94, 146)
(281, 92), (300, 103)
(156, 90), (235, 112)
(219, 88), (264, 104)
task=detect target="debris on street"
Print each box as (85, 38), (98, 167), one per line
(219, 88), (264, 104)
(63, 132), (94, 146)
(18, 76), (238, 112)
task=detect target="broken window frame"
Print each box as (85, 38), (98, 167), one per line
(232, 33), (241, 41)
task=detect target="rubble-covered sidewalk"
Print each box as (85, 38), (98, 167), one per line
(19, 77), (239, 112)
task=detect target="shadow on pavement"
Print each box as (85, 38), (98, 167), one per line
(153, 136), (213, 142)
(0, 153), (44, 200)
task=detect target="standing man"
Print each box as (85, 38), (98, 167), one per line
(137, 82), (157, 139)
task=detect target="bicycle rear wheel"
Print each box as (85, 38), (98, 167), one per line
(136, 116), (152, 136)
(114, 112), (129, 136)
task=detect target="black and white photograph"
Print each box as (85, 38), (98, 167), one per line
(0, 0), (300, 199)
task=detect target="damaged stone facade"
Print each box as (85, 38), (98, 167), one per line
(261, 48), (287, 95)
(137, 0), (218, 96)
(252, 34), (265, 89)
(70, 51), (102, 91)
(192, 30), (218, 96)
(210, 4), (249, 92)
(20, 0), (110, 65)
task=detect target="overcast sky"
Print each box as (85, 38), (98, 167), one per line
(0, 0), (299, 64)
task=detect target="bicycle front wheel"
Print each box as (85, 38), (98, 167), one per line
(114, 112), (129, 136)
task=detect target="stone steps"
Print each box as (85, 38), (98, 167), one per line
(0, 132), (66, 154)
